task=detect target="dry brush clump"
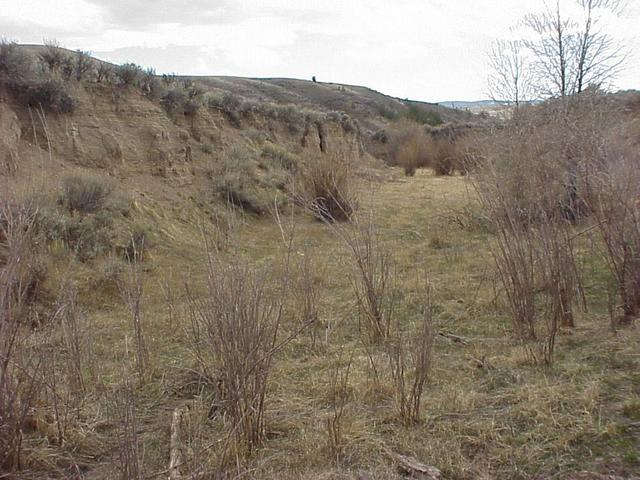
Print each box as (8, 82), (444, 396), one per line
(588, 141), (640, 322)
(381, 119), (468, 176)
(60, 174), (114, 215)
(0, 196), (43, 471)
(471, 101), (589, 364)
(186, 253), (284, 457)
(385, 280), (436, 425)
(298, 152), (358, 222)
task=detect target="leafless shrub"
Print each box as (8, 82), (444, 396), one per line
(327, 211), (397, 345)
(471, 104), (584, 364)
(397, 134), (421, 177)
(118, 240), (149, 383)
(326, 350), (352, 464)
(55, 283), (88, 395)
(385, 120), (465, 176)
(589, 147), (640, 323)
(298, 152), (358, 222)
(114, 358), (144, 480)
(294, 252), (323, 349)
(186, 253), (284, 456)
(0, 197), (42, 471)
(386, 120), (428, 172)
(429, 137), (461, 176)
(385, 280), (436, 425)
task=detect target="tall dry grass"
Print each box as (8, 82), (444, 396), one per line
(0, 195), (42, 471)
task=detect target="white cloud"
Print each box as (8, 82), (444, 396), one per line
(1, 0), (638, 101)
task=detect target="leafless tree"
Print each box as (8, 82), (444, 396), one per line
(487, 39), (535, 106)
(523, 0), (578, 97)
(522, 0), (626, 97)
(574, 0), (626, 93)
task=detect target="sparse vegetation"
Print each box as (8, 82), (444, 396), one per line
(1, 38), (639, 480)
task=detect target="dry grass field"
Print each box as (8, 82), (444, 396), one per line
(10, 168), (635, 480)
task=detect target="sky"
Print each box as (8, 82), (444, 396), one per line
(1, 0), (638, 102)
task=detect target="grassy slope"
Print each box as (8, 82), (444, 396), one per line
(28, 169), (638, 480)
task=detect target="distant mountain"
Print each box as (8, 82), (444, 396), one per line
(438, 100), (509, 110)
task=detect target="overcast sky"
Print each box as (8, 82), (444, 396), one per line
(1, 0), (638, 102)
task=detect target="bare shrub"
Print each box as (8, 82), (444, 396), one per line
(590, 148), (640, 322)
(429, 137), (460, 176)
(329, 212), (397, 344)
(56, 283), (88, 395)
(326, 350), (352, 464)
(186, 255), (283, 456)
(386, 120), (428, 172)
(294, 252), (322, 349)
(298, 152), (358, 222)
(471, 102), (585, 364)
(114, 362), (143, 480)
(118, 240), (149, 383)
(397, 134), (420, 177)
(0, 197), (42, 471)
(60, 174), (114, 215)
(385, 280), (436, 424)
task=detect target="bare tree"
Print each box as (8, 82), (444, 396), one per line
(574, 0), (626, 93)
(523, 0), (578, 97)
(487, 39), (535, 106)
(522, 0), (626, 97)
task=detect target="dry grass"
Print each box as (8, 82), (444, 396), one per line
(4, 166), (640, 479)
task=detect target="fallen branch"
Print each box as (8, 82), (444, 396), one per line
(438, 330), (469, 344)
(169, 408), (185, 480)
(394, 453), (442, 480)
